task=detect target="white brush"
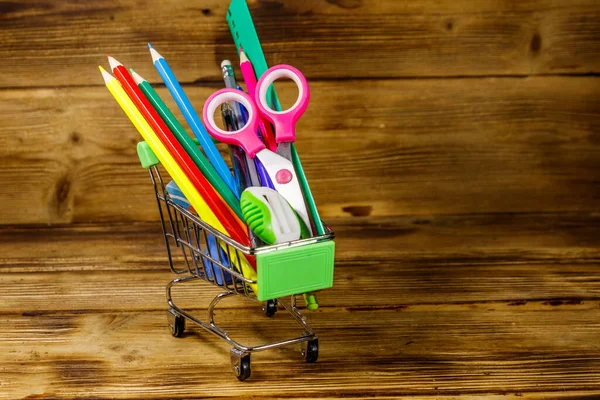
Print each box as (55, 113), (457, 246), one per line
(240, 187), (304, 245)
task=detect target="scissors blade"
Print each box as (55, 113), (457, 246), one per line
(275, 142), (292, 161)
(255, 149), (312, 233)
(245, 153), (261, 187)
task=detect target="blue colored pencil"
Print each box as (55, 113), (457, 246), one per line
(148, 43), (237, 195)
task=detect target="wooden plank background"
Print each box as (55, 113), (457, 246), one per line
(0, 0), (599, 398)
(0, 0), (599, 224)
(1, 0), (599, 87)
(1, 217), (600, 398)
(1, 77), (599, 224)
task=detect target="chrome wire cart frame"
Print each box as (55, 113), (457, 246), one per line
(138, 142), (335, 381)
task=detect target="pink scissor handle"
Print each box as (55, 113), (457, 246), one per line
(255, 65), (310, 144)
(202, 88), (265, 158)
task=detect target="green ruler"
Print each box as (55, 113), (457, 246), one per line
(226, 0), (326, 236)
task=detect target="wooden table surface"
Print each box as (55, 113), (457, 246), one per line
(1, 1), (599, 398)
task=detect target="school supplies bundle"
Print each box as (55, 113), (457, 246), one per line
(100, 0), (334, 381)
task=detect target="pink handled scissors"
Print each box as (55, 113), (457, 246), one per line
(202, 64), (312, 233)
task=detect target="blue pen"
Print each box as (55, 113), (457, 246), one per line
(221, 102), (251, 193)
(221, 60), (261, 188)
(231, 83), (274, 189)
(222, 61), (275, 189)
(234, 89), (274, 189)
(148, 43), (238, 197)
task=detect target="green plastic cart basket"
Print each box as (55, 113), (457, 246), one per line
(137, 140), (335, 302)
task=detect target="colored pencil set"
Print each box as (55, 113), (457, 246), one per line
(99, 42), (325, 282)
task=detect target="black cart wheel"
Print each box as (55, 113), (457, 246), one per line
(234, 354), (251, 381)
(304, 338), (319, 363)
(169, 313), (185, 338)
(264, 299), (278, 317)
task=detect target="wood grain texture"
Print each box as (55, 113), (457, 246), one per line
(1, 308), (599, 398)
(0, 218), (599, 396)
(0, 0), (599, 87)
(2, 243), (599, 314)
(1, 76), (598, 224)
(1, 214), (598, 310)
(0, 215), (598, 396)
(2, 212), (599, 273)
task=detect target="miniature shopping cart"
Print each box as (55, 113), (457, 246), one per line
(137, 142), (335, 381)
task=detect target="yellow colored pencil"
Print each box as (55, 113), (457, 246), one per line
(99, 66), (257, 290)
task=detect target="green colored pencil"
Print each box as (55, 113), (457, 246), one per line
(130, 69), (243, 220)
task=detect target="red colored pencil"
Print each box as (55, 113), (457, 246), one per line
(107, 56), (253, 252)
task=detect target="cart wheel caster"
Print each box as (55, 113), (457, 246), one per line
(264, 299), (278, 317)
(168, 309), (185, 338)
(303, 338), (319, 363)
(231, 349), (251, 381)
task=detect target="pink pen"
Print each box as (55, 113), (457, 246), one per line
(239, 49), (277, 152)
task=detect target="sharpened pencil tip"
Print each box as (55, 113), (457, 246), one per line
(107, 55), (123, 71)
(239, 49), (249, 64)
(130, 68), (146, 85)
(148, 43), (153, 49)
(149, 46), (163, 63)
(98, 66), (114, 84)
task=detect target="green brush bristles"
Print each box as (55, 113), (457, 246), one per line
(240, 191), (277, 244)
